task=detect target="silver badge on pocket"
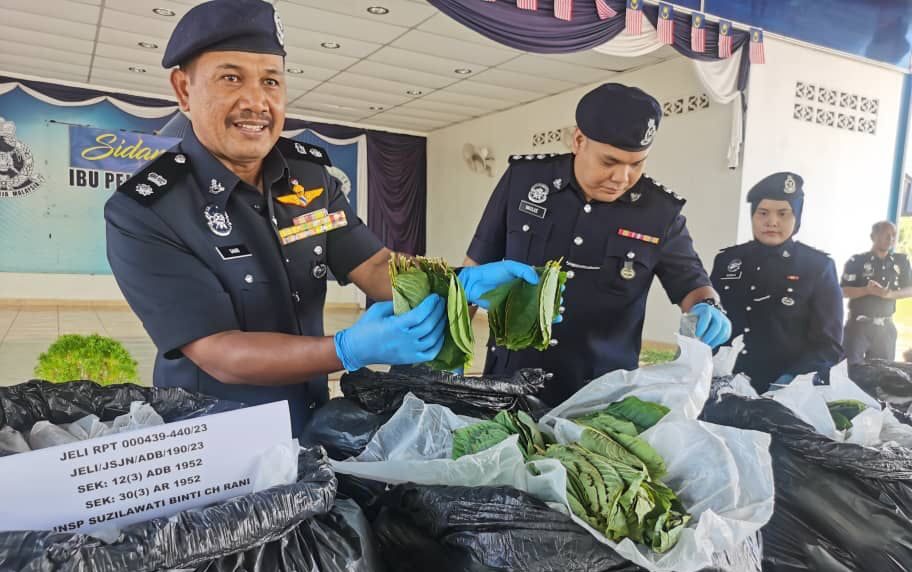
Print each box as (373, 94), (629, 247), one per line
(781, 296), (795, 306)
(620, 261), (636, 280)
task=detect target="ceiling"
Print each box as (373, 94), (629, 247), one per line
(0, 0), (679, 133)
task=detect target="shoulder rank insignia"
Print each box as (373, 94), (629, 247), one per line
(508, 152), (562, 164)
(118, 151), (188, 206)
(276, 138), (332, 167)
(642, 175), (685, 205)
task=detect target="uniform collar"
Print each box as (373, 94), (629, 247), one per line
(750, 238), (796, 259)
(180, 126), (289, 207)
(869, 250), (893, 262)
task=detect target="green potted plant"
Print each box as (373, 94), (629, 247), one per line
(34, 334), (139, 385)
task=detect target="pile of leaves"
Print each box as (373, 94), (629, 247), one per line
(827, 399), (868, 431)
(451, 397), (690, 553)
(389, 254), (474, 371)
(482, 260), (567, 351)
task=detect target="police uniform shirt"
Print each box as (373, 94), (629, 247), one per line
(105, 127), (383, 433)
(841, 251), (912, 318)
(711, 239), (844, 392)
(468, 153), (711, 405)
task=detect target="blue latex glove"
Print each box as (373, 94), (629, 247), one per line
(458, 261), (540, 309)
(767, 374), (796, 392)
(690, 303), (732, 349)
(334, 294), (446, 371)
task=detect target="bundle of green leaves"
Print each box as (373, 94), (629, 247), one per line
(482, 259), (567, 351)
(450, 396), (689, 553)
(34, 334), (139, 386)
(389, 253), (474, 371)
(827, 399), (868, 431)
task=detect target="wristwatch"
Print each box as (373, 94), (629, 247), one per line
(697, 298), (726, 314)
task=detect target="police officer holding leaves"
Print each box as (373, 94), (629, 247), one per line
(465, 83), (731, 405)
(711, 173), (844, 392)
(104, 0), (538, 434)
(841, 221), (912, 363)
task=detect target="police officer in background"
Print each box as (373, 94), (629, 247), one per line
(465, 83), (731, 405)
(104, 0), (538, 434)
(841, 221), (912, 363)
(711, 173), (844, 392)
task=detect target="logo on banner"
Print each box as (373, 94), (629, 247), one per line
(0, 117), (44, 197)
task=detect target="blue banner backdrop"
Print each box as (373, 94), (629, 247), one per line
(0, 85), (176, 275)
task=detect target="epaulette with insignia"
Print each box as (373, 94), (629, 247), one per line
(642, 175), (685, 205)
(508, 152), (564, 164)
(276, 138), (332, 167)
(118, 151), (189, 206)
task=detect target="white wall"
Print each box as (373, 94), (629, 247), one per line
(426, 57), (743, 343)
(739, 37), (907, 274)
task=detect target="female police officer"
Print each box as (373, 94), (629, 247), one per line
(465, 83), (731, 405)
(711, 173), (844, 392)
(104, 0), (538, 434)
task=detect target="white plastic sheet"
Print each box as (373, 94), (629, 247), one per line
(333, 343), (775, 572)
(542, 335), (713, 427)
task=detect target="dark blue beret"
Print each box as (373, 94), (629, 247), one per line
(746, 172), (805, 203)
(162, 0), (286, 69)
(575, 83), (662, 152)
(747, 172), (805, 233)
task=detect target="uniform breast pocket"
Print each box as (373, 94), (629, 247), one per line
(505, 219), (553, 265)
(240, 274), (278, 332)
(597, 242), (659, 296)
(775, 283), (804, 315)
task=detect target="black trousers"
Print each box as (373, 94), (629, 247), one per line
(843, 318), (897, 364)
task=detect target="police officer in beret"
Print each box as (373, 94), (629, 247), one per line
(711, 172), (844, 392)
(465, 83), (731, 405)
(104, 0), (539, 434)
(841, 221), (912, 363)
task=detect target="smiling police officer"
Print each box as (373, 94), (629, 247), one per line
(465, 83), (731, 405)
(104, 0), (538, 434)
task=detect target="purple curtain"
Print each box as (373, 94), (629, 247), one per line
(284, 119), (427, 256)
(0, 75), (175, 108)
(426, 0), (751, 88)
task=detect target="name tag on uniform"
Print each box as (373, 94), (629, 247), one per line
(519, 200), (547, 219)
(216, 244), (252, 260)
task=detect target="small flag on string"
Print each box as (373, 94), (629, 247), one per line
(595, 0), (617, 19)
(625, 0), (643, 35)
(554, 0), (572, 20)
(718, 19), (733, 58)
(516, 0), (537, 10)
(657, 2), (674, 45)
(750, 28), (766, 64)
(691, 12), (706, 52)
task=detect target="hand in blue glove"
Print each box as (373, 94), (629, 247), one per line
(334, 294), (446, 371)
(458, 261), (539, 309)
(690, 302), (732, 349)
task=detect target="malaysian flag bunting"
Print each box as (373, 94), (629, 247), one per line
(750, 28), (766, 64)
(657, 2), (674, 45)
(691, 12), (706, 53)
(625, 0), (643, 35)
(516, 0), (537, 10)
(595, 0), (617, 20)
(554, 0), (572, 20)
(718, 19), (733, 58)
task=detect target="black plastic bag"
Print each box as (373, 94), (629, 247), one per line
(195, 498), (383, 572)
(0, 380), (243, 431)
(371, 483), (645, 572)
(848, 360), (912, 411)
(298, 398), (391, 461)
(340, 366), (547, 418)
(702, 393), (912, 572)
(0, 381), (382, 572)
